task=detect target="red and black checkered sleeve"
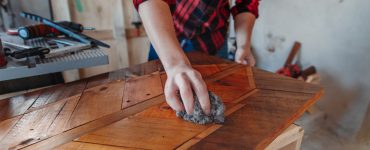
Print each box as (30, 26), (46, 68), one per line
(231, 0), (260, 18)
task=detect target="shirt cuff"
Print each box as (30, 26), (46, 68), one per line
(133, 0), (148, 11)
(231, 3), (259, 18)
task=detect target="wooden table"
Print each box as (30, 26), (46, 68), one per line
(0, 52), (323, 150)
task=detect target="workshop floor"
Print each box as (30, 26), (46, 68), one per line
(296, 108), (370, 150)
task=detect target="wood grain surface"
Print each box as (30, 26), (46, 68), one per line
(0, 52), (323, 150)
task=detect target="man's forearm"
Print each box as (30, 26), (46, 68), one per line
(138, 0), (211, 115)
(139, 0), (190, 70)
(234, 12), (256, 51)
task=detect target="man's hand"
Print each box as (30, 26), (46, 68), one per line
(234, 12), (256, 66)
(235, 48), (256, 66)
(165, 63), (210, 115)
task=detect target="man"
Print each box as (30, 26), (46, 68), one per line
(133, 0), (259, 116)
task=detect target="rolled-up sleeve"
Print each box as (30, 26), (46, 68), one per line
(133, 0), (148, 11)
(133, 0), (173, 11)
(231, 0), (260, 18)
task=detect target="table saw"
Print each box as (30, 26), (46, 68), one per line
(0, 34), (108, 81)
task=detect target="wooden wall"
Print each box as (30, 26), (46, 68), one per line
(51, 0), (149, 82)
(1, 0), (52, 30)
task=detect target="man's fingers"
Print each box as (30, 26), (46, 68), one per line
(236, 58), (248, 65)
(176, 74), (194, 115)
(188, 72), (211, 115)
(236, 55), (255, 66)
(246, 55), (256, 66)
(164, 80), (184, 112)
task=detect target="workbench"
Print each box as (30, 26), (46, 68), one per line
(0, 52), (323, 149)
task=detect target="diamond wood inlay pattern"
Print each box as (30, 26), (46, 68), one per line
(0, 52), (323, 150)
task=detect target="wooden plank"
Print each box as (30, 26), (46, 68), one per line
(75, 117), (208, 149)
(85, 74), (111, 89)
(253, 68), (298, 82)
(68, 81), (125, 128)
(0, 80), (85, 127)
(247, 67), (257, 89)
(74, 99), (244, 149)
(204, 64), (243, 83)
(56, 141), (136, 150)
(46, 95), (82, 137)
(122, 73), (163, 109)
(253, 68), (322, 94)
(135, 102), (177, 119)
(0, 116), (22, 141)
(208, 66), (254, 102)
(50, 0), (72, 21)
(0, 91), (41, 122)
(192, 64), (222, 77)
(284, 42), (301, 66)
(22, 95), (165, 150)
(125, 61), (164, 77)
(26, 81), (86, 113)
(186, 52), (232, 65)
(356, 103), (370, 143)
(26, 85), (66, 110)
(0, 82), (85, 149)
(265, 124), (304, 150)
(176, 104), (246, 150)
(0, 99), (67, 150)
(190, 89), (323, 149)
(177, 124), (223, 150)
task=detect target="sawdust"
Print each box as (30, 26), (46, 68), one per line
(176, 91), (225, 124)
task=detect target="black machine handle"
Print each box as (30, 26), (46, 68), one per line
(5, 47), (50, 59)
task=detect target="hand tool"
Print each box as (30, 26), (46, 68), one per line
(17, 21), (95, 39)
(20, 12), (110, 48)
(276, 42), (302, 78)
(3, 44), (50, 59)
(46, 39), (92, 57)
(18, 24), (62, 40)
(57, 21), (95, 32)
(2, 41), (50, 68)
(276, 42), (317, 80)
(2, 40), (32, 49)
(6, 29), (18, 35)
(0, 38), (7, 67)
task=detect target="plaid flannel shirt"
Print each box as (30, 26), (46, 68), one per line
(133, 0), (259, 55)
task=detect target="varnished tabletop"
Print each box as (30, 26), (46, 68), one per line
(0, 52), (323, 150)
